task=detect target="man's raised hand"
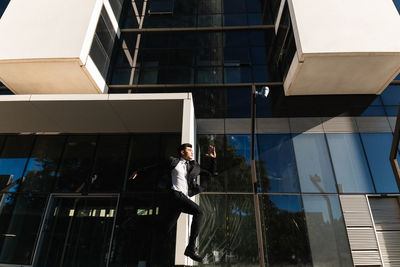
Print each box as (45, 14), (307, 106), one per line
(205, 145), (216, 158)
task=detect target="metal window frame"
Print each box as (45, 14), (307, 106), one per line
(390, 107), (400, 190)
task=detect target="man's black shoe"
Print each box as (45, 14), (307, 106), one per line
(184, 247), (203, 262)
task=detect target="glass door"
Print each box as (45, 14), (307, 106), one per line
(33, 194), (119, 267)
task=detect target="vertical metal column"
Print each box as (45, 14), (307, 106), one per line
(251, 85), (266, 267)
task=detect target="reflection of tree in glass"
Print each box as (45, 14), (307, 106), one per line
(22, 157), (60, 193)
(199, 194), (259, 266)
(260, 196), (312, 266)
(198, 135), (270, 192)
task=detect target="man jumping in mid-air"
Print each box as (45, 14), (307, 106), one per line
(130, 143), (216, 262)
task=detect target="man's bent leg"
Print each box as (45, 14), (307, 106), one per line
(173, 191), (204, 262)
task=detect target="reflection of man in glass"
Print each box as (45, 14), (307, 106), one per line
(130, 143), (216, 262)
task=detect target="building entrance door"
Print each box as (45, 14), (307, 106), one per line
(33, 194), (119, 267)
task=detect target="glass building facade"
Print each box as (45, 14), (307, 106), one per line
(0, 0), (400, 266)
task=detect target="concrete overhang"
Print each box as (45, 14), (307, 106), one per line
(0, 0), (119, 94)
(0, 93), (192, 133)
(285, 0), (400, 95)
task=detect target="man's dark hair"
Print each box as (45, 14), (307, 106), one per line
(178, 143), (192, 156)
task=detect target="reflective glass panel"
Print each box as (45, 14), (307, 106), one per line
(90, 135), (130, 192)
(226, 87), (251, 118)
(197, 135), (225, 192)
(0, 193), (47, 265)
(360, 133), (399, 193)
(302, 195), (353, 267)
(35, 196), (117, 267)
(109, 193), (175, 266)
(260, 195), (312, 266)
(199, 194), (259, 266)
(256, 134), (300, 193)
(225, 135), (253, 191)
(149, 0), (174, 14)
(20, 135), (66, 193)
(55, 135), (97, 193)
(292, 134), (337, 193)
(326, 134), (375, 193)
(381, 85), (400, 106)
(0, 136), (35, 192)
(126, 134), (180, 192)
(199, 135), (252, 192)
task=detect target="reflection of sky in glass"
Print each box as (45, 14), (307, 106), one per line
(256, 134), (299, 192)
(360, 133), (399, 193)
(0, 159), (28, 180)
(267, 195), (302, 213)
(228, 135), (251, 164)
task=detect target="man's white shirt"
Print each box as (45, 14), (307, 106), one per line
(171, 157), (189, 196)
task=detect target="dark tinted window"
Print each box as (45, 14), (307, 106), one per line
(260, 195), (312, 266)
(0, 193), (47, 265)
(0, 136), (35, 192)
(20, 135), (66, 193)
(149, 0), (174, 14)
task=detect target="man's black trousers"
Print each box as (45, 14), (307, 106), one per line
(165, 190), (203, 249)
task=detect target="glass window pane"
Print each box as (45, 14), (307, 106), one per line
(226, 87), (251, 118)
(110, 193), (176, 266)
(248, 13), (262, 25)
(199, 135), (252, 192)
(224, 67), (251, 83)
(192, 87), (226, 118)
(149, 0), (174, 14)
(252, 65), (269, 82)
(326, 134), (375, 193)
(198, 135), (225, 192)
(0, 193), (47, 265)
(225, 135), (252, 191)
(250, 47), (267, 65)
(196, 67), (223, 84)
(223, 0), (246, 13)
(36, 196), (117, 267)
(260, 195), (312, 266)
(223, 14), (247, 26)
(197, 14), (222, 27)
(256, 134), (300, 193)
(292, 134), (337, 193)
(381, 85), (400, 106)
(126, 133), (180, 192)
(199, 194), (259, 265)
(55, 135), (97, 193)
(0, 136), (35, 192)
(302, 195), (353, 267)
(360, 133), (399, 193)
(90, 135), (130, 192)
(20, 136), (66, 193)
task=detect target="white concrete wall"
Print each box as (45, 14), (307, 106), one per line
(0, 0), (99, 61)
(285, 0), (400, 95)
(289, 0), (400, 58)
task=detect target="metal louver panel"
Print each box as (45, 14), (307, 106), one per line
(370, 197), (400, 266)
(370, 198), (400, 231)
(377, 231), (400, 266)
(340, 195), (382, 266)
(352, 251), (382, 266)
(340, 195), (373, 227)
(348, 228), (379, 250)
